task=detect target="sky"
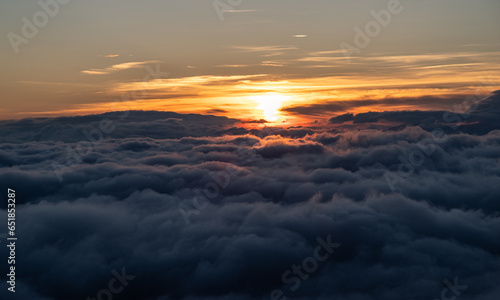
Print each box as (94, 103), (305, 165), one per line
(1, 0), (499, 122)
(1, 1), (500, 300)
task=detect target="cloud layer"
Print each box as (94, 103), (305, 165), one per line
(1, 94), (500, 300)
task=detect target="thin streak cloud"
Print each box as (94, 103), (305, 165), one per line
(81, 61), (161, 75)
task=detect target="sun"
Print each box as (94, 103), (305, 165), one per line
(252, 93), (290, 122)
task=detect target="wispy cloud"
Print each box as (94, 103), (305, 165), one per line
(261, 60), (286, 67)
(297, 56), (347, 63)
(233, 45), (298, 57)
(364, 52), (499, 64)
(112, 74), (265, 93)
(223, 9), (258, 13)
(81, 61), (160, 75)
(412, 63), (485, 70)
(215, 64), (250, 68)
(308, 50), (349, 56)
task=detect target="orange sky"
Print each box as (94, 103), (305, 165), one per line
(11, 66), (499, 125)
(1, 1), (500, 123)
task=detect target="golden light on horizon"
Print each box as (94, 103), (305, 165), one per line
(251, 93), (290, 122)
(7, 70), (500, 121)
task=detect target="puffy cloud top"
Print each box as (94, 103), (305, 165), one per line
(1, 94), (500, 300)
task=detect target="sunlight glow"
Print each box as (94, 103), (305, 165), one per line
(251, 93), (290, 122)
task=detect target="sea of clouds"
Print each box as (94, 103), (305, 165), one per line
(0, 92), (499, 300)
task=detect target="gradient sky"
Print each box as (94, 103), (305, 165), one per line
(2, 3), (500, 299)
(1, 0), (499, 122)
